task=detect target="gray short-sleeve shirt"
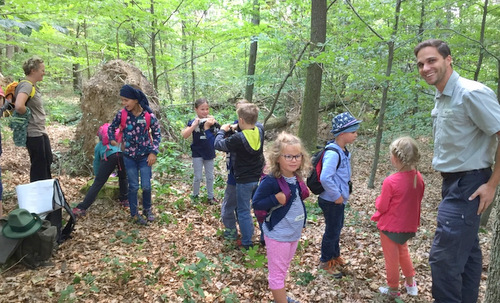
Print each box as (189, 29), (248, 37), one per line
(17, 81), (46, 137)
(431, 71), (500, 172)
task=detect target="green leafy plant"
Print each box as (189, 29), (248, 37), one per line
(242, 245), (267, 269)
(58, 285), (75, 303)
(176, 252), (216, 301)
(294, 271), (316, 286)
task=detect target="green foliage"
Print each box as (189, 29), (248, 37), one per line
(155, 141), (189, 178)
(175, 252), (240, 302)
(176, 252), (216, 301)
(44, 96), (81, 125)
(294, 271), (316, 286)
(58, 285), (75, 303)
(242, 245), (267, 269)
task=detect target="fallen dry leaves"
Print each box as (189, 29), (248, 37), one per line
(0, 124), (492, 303)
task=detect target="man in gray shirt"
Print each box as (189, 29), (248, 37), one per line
(415, 39), (500, 302)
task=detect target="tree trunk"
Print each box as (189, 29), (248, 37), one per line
(245, 0), (260, 102)
(474, 0), (488, 81)
(191, 40), (196, 102)
(298, 0), (327, 152)
(150, 0), (158, 91)
(367, 0), (401, 189)
(485, 201), (500, 302)
(181, 21), (189, 101)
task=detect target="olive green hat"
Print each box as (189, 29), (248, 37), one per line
(2, 208), (42, 239)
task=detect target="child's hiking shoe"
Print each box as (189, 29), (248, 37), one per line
(143, 209), (155, 222)
(379, 286), (401, 298)
(119, 199), (129, 208)
(207, 197), (219, 205)
(131, 214), (147, 225)
(334, 256), (350, 267)
(286, 297), (300, 303)
(405, 281), (418, 296)
(235, 239), (254, 250)
(72, 207), (86, 218)
(318, 259), (343, 279)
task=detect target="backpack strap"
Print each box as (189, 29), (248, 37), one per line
(20, 80), (36, 99)
(276, 176), (291, 203)
(120, 108), (128, 130)
(145, 111), (151, 131)
(296, 176), (310, 200)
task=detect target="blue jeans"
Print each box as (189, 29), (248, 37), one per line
(318, 197), (345, 262)
(430, 169), (490, 303)
(123, 155), (152, 217)
(236, 181), (258, 246)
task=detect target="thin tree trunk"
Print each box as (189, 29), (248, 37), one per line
(298, 0), (327, 152)
(245, 0), (260, 102)
(474, 0), (488, 81)
(181, 21), (189, 101)
(485, 201), (500, 302)
(191, 40), (195, 102)
(367, 0), (401, 188)
(264, 42), (310, 125)
(150, 0), (158, 91)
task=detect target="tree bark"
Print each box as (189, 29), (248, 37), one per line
(474, 0), (488, 81)
(150, 0), (158, 91)
(298, 0), (327, 152)
(245, 0), (260, 103)
(367, 0), (401, 189)
(485, 201), (500, 302)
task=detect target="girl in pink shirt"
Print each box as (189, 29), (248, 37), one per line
(371, 137), (425, 298)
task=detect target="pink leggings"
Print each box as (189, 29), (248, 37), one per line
(265, 235), (299, 290)
(380, 231), (415, 288)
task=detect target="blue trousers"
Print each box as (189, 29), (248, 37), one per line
(236, 181), (258, 246)
(430, 169), (490, 303)
(318, 197), (345, 262)
(123, 155), (152, 217)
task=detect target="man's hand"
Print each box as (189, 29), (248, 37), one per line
(469, 183), (496, 215)
(335, 196), (344, 205)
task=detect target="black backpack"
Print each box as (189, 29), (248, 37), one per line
(306, 146), (340, 195)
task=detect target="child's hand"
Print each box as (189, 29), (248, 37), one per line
(110, 140), (118, 146)
(147, 153), (157, 166)
(192, 117), (200, 126)
(275, 192), (287, 205)
(204, 117), (216, 130)
(221, 124), (231, 132)
(335, 196), (344, 204)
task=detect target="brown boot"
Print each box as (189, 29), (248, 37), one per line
(334, 256), (350, 267)
(318, 259), (343, 278)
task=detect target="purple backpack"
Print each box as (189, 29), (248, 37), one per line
(254, 175), (309, 224)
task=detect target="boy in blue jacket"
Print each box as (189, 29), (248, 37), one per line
(318, 112), (361, 278)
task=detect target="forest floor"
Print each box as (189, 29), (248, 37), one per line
(0, 123), (493, 303)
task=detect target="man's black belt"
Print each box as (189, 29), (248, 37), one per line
(440, 168), (491, 179)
